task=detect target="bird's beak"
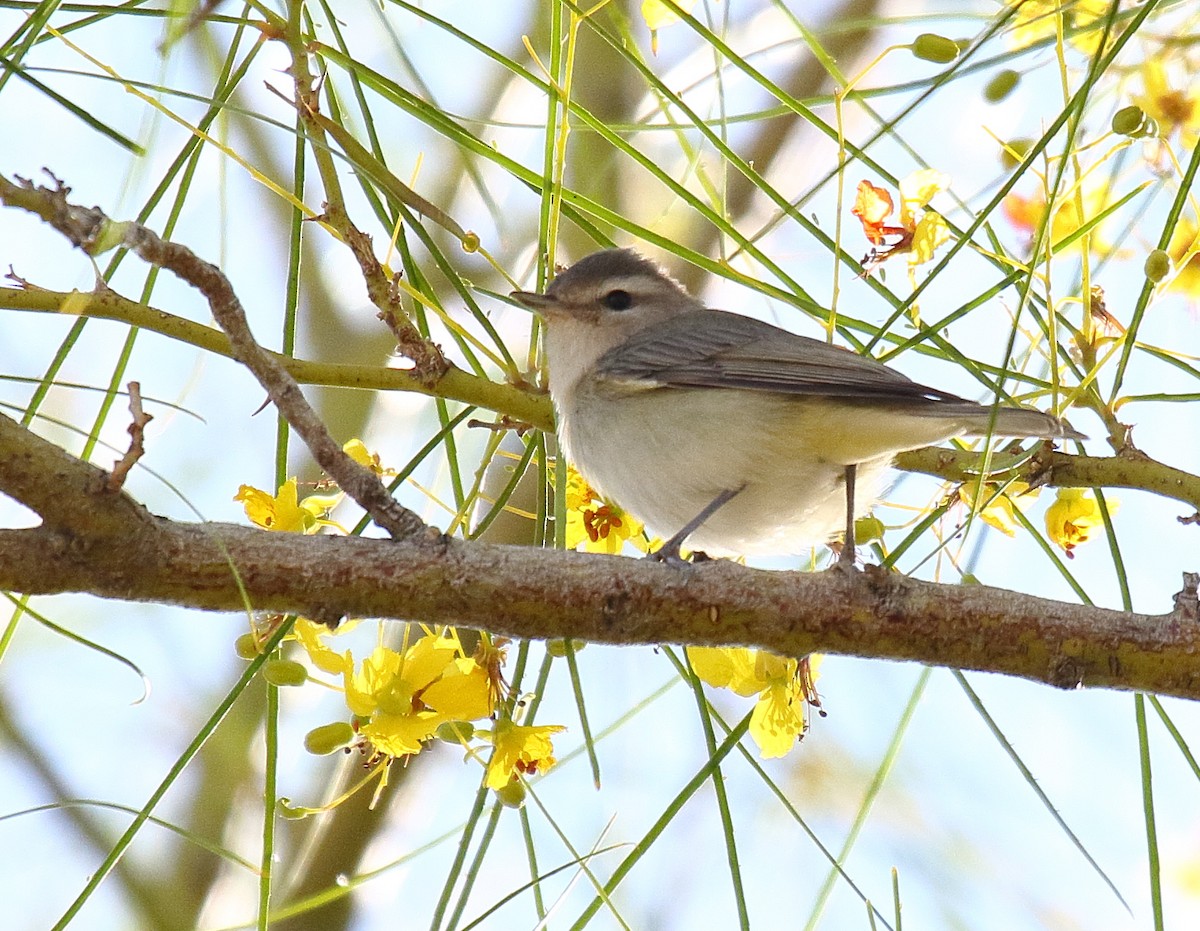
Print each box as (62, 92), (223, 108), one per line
(510, 290), (559, 316)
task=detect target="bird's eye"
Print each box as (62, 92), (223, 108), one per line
(602, 289), (632, 310)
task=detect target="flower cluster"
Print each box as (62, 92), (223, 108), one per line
(687, 647), (822, 759)
(235, 440), (567, 810)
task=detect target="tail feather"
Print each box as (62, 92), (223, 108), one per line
(956, 405), (1085, 440)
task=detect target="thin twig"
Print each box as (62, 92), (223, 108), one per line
(106, 381), (152, 493)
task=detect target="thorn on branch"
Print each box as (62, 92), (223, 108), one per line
(5, 266), (34, 289)
(1174, 572), (1199, 624)
(467, 416), (534, 435)
(107, 382), (153, 493)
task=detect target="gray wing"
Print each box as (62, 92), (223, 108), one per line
(596, 309), (970, 405)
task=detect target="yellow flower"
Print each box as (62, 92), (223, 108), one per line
(688, 647), (822, 759)
(235, 478), (325, 533)
(1008, 0), (1111, 54)
(1002, 186), (1110, 253)
(359, 710), (445, 758)
(293, 618), (351, 675)
(1166, 218), (1200, 299)
(343, 438), (395, 476)
(1045, 488), (1115, 557)
(640, 0), (698, 54)
(484, 720), (567, 789)
(958, 481), (1038, 537)
(853, 170), (950, 275)
(1133, 60), (1200, 148)
(344, 636), (459, 718)
(562, 468), (648, 554)
(343, 632), (499, 761)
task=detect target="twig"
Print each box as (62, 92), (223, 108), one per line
(0, 171), (427, 540)
(106, 381), (152, 493)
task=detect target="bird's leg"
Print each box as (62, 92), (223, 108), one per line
(649, 485), (745, 565)
(837, 464), (858, 571)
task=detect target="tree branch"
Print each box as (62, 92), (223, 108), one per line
(1, 409), (1198, 700)
(0, 171), (426, 540)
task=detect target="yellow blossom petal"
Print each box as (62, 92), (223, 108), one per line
(899, 169), (950, 228)
(641, 0), (696, 31)
(1045, 488), (1116, 556)
(343, 636), (460, 717)
(360, 710), (445, 757)
(1008, 0), (1110, 54)
(750, 679), (807, 759)
(687, 646), (766, 697)
(235, 479), (314, 533)
(485, 720), (567, 789)
(294, 619), (351, 675)
(909, 212), (949, 265)
(959, 481), (1037, 537)
(421, 658), (494, 721)
(1167, 218), (1200, 299)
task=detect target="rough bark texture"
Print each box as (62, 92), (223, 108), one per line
(1, 402), (1197, 701)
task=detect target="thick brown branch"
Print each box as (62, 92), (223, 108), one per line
(1, 409), (1197, 699)
(0, 518), (1196, 699)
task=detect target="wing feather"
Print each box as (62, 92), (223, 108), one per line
(596, 309), (969, 405)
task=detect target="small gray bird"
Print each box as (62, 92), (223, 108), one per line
(513, 248), (1082, 564)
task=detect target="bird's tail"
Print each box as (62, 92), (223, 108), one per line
(952, 405), (1085, 440)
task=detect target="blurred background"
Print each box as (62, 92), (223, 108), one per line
(1, 1), (1199, 928)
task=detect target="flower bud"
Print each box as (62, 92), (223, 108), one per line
(263, 659), (308, 687)
(546, 638), (587, 658)
(911, 33), (960, 64)
(1000, 138), (1033, 170)
(234, 632), (261, 660)
(1112, 105), (1150, 137)
(494, 780), (527, 809)
(1144, 249), (1170, 282)
(304, 722), (355, 755)
(984, 70), (1020, 102)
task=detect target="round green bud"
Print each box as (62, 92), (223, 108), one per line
(304, 721), (356, 755)
(435, 721), (475, 744)
(984, 70), (1020, 103)
(1000, 138), (1033, 170)
(1144, 249), (1171, 282)
(911, 33), (961, 64)
(545, 638), (587, 658)
(263, 659), (308, 687)
(234, 632), (261, 660)
(494, 780), (527, 809)
(461, 231), (480, 253)
(853, 515), (886, 545)
(1111, 105), (1147, 137)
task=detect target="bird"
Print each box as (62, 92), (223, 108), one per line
(512, 248), (1083, 565)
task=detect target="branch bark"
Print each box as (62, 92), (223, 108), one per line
(1, 409), (1197, 701)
